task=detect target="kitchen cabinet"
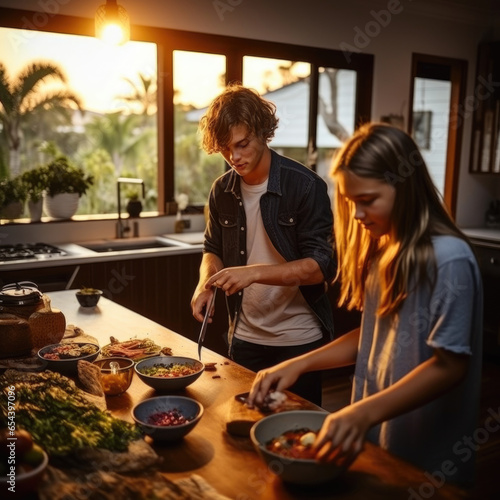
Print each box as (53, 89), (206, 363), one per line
(469, 41), (500, 174)
(473, 242), (500, 360)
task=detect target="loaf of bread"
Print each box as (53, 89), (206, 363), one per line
(0, 313), (33, 358)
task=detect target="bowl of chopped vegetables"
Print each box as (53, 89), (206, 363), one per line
(37, 342), (101, 374)
(250, 410), (346, 485)
(134, 356), (204, 392)
(132, 395), (203, 441)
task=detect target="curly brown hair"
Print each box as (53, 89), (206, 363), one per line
(199, 83), (279, 154)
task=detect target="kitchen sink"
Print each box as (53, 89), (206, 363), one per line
(79, 237), (182, 253)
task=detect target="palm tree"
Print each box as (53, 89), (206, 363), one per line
(117, 74), (157, 122)
(0, 61), (82, 177)
(86, 112), (154, 176)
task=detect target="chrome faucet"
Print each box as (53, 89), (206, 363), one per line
(116, 177), (145, 238)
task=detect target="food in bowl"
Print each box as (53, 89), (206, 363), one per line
(37, 342), (101, 374)
(147, 408), (192, 426)
(138, 362), (199, 378)
(134, 356), (204, 391)
(93, 357), (134, 396)
(251, 410), (346, 485)
(266, 428), (318, 459)
(132, 395), (203, 441)
(40, 343), (98, 360)
(75, 288), (103, 307)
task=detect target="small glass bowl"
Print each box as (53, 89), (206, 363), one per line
(94, 357), (134, 396)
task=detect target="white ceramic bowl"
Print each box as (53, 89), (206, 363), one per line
(37, 342), (101, 375)
(250, 410), (345, 485)
(132, 395), (203, 441)
(134, 356), (204, 392)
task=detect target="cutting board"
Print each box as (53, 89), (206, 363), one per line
(225, 392), (319, 437)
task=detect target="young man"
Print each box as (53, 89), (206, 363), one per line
(190, 84), (335, 405)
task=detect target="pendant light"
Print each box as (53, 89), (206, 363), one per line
(95, 0), (130, 45)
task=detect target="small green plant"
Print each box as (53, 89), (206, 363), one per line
(124, 187), (140, 201)
(0, 177), (27, 206)
(37, 141), (94, 198)
(21, 167), (47, 203)
(41, 156), (94, 197)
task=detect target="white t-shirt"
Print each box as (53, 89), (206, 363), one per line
(235, 179), (323, 346)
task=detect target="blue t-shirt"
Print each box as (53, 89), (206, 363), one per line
(353, 235), (483, 486)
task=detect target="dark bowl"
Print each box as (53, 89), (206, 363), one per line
(76, 289), (103, 307)
(250, 410), (346, 485)
(134, 355), (204, 392)
(37, 342), (101, 374)
(132, 395), (203, 441)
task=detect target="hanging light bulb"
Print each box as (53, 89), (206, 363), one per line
(95, 0), (130, 45)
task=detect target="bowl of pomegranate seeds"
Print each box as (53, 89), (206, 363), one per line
(132, 395), (203, 441)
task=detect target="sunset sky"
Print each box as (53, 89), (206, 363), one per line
(1, 26), (310, 113)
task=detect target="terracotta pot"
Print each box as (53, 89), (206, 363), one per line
(44, 193), (79, 219)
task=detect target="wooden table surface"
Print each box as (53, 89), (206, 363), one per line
(47, 290), (468, 500)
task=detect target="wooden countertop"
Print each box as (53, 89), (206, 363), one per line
(45, 290), (467, 500)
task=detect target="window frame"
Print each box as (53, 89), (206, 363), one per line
(0, 6), (373, 216)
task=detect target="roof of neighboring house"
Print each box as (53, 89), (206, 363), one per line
(187, 70), (357, 149)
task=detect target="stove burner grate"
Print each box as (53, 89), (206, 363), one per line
(0, 243), (67, 262)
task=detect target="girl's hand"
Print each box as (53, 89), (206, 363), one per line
(247, 360), (303, 408)
(312, 404), (371, 466)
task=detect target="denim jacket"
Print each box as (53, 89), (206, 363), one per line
(204, 150), (336, 346)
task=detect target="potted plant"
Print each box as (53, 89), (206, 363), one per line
(41, 155), (94, 220)
(21, 167), (47, 222)
(125, 188), (143, 217)
(0, 177), (27, 220)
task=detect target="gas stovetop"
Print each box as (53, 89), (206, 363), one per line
(0, 243), (68, 262)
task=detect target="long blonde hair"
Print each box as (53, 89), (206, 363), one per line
(332, 123), (468, 316)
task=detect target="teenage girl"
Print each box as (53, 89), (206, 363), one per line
(248, 122), (483, 486)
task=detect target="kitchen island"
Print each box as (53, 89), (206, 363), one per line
(27, 290), (468, 500)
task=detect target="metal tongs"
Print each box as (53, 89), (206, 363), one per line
(197, 287), (217, 360)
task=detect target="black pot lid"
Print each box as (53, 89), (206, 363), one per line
(0, 281), (42, 306)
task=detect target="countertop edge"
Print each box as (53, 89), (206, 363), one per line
(0, 243), (203, 271)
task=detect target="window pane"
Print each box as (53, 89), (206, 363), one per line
(0, 27), (157, 217)
(173, 50), (226, 206)
(316, 68), (357, 193)
(412, 77), (451, 195)
(243, 56), (311, 165)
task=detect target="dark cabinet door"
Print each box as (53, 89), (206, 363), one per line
(474, 244), (500, 360)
